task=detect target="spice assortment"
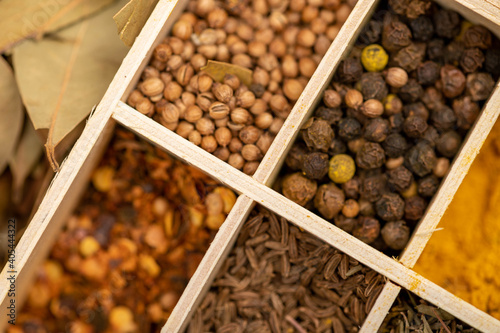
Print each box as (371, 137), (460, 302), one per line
(10, 129), (236, 333)
(380, 291), (479, 333)
(128, 0), (356, 174)
(189, 206), (385, 333)
(279, 0), (499, 252)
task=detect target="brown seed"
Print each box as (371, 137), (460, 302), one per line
(136, 98), (154, 116)
(201, 135), (218, 153)
(345, 89), (363, 109)
(127, 89), (144, 108)
(172, 20), (192, 40)
(153, 43), (172, 62)
(176, 121), (194, 138)
(361, 99), (384, 118)
(254, 112), (273, 129)
(184, 105), (203, 123)
(196, 118), (215, 135)
(241, 144), (263, 161)
(161, 103), (180, 123)
(188, 130), (202, 146)
(297, 29), (316, 47)
(228, 153), (245, 169)
(215, 127), (232, 147)
(385, 67), (408, 88)
(229, 137), (243, 153)
(209, 102), (230, 120)
(342, 199), (359, 218)
(323, 89), (342, 108)
(237, 91), (256, 108)
(164, 81), (183, 102)
(239, 126), (261, 145)
(176, 64), (194, 86)
(213, 83), (233, 103)
(198, 75), (214, 92)
(283, 79), (304, 101)
(140, 77), (165, 97)
(231, 108), (250, 124)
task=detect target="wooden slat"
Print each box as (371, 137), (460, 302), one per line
(252, 0), (380, 186)
(0, 1), (183, 331)
(161, 195), (255, 333)
(113, 102), (500, 332)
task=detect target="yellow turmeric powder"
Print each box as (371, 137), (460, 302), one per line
(414, 120), (500, 319)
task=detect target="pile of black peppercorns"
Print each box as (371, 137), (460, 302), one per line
(279, 0), (499, 253)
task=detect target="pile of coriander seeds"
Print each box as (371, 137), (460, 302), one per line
(128, 0), (357, 174)
(279, 0), (499, 252)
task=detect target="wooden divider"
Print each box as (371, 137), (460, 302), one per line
(2, 0), (500, 332)
(113, 103), (500, 332)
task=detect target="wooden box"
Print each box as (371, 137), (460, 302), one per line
(1, 0), (500, 331)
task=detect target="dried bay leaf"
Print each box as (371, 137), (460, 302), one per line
(0, 0), (117, 53)
(201, 60), (253, 87)
(114, 0), (159, 47)
(0, 57), (24, 175)
(9, 121), (43, 203)
(13, 0), (129, 171)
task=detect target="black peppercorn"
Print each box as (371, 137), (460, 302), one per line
(285, 143), (308, 171)
(443, 41), (465, 66)
(356, 142), (386, 169)
(376, 193), (405, 221)
(436, 131), (461, 158)
(403, 115), (428, 139)
(466, 72), (495, 101)
(338, 118), (362, 141)
(403, 102), (429, 121)
(431, 105), (457, 132)
(364, 118), (390, 142)
(418, 174), (440, 197)
(399, 79), (424, 103)
(383, 133), (408, 158)
(342, 177), (361, 199)
(410, 16), (434, 42)
(387, 166), (413, 193)
(329, 139), (347, 155)
(314, 183), (345, 219)
(359, 72), (388, 101)
(417, 61), (440, 86)
(463, 25), (492, 50)
(334, 215), (357, 233)
(389, 0), (431, 19)
(427, 39), (445, 61)
(353, 216), (380, 244)
(388, 113), (405, 133)
(422, 126), (439, 147)
(315, 106), (343, 126)
(484, 48), (500, 78)
(433, 9), (461, 39)
(301, 152), (330, 180)
(452, 96), (480, 130)
(337, 58), (364, 83)
(360, 174), (387, 202)
(405, 142), (437, 177)
(301, 118), (335, 152)
(359, 20), (383, 45)
(460, 48), (485, 73)
(382, 13), (412, 52)
(381, 220), (410, 250)
(422, 87), (444, 111)
(405, 196), (427, 220)
(394, 43), (426, 72)
(282, 173), (317, 206)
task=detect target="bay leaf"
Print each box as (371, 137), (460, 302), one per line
(9, 121), (43, 204)
(201, 60), (253, 87)
(114, 0), (159, 47)
(0, 57), (24, 175)
(0, 0), (117, 53)
(13, 0), (129, 170)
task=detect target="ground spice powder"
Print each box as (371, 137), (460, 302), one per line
(414, 120), (500, 319)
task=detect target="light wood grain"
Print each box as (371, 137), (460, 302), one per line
(252, 0), (380, 186)
(0, 1), (182, 331)
(161, 195), (255, 333)
(113, 102), (500, 332)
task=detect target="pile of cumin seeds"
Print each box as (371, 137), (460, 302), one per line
(188, 207), (385, 333)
